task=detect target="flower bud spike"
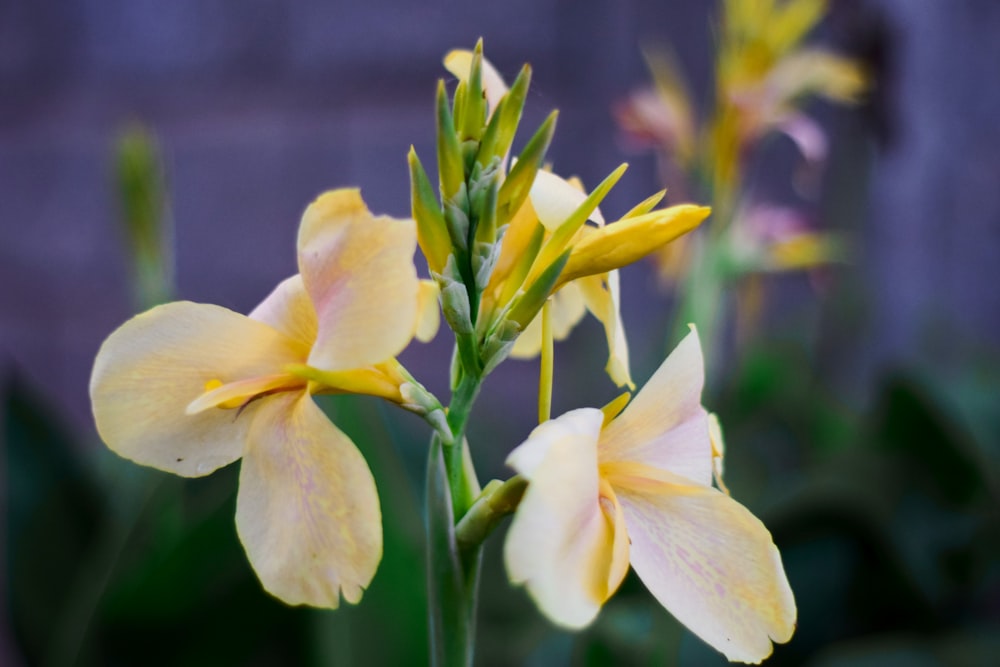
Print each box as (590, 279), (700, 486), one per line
(436, 80), (464, 201)
(409, 147), (450, 274)
(497, 111), (558, 223)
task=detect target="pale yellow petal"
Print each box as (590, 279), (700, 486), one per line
(236, 392), (382, 608)
(297, 189), (419, 371)
(443, 49), (508, 113)
(509, 281), (586, 358)
(528, 168), (601, 231)
(599, 329), (712, 485)
(415, 279), (441, 342)
(504, 408), (615, 628)
(90, 302), (308, 477)
(249, 274), (318, 348)
(577, 271), (633, 388)
(610, 468), (796, 664)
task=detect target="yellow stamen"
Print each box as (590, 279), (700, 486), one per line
(202, 379), (245, 409)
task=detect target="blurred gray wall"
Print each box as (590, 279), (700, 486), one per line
(0, 0), (998, 432)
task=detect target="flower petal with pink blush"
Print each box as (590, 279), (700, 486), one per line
(610, 467), (796, 664)
(236, 392), (382, 608)
(90, 301), (308, 477)
(505, 408), (616, 629)
(249, 274), (318, 348)
(599, 329), (712, 485)
(297, 189), (420, 371)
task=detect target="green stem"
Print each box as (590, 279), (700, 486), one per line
(444, 372), (481, 518)
(426, 435), (481, 667)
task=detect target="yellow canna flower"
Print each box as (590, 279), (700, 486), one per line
(90, 188), (434, 608)
(504, 329), (796, 662)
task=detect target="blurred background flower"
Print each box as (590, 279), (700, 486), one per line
(2, 1), (999, 665)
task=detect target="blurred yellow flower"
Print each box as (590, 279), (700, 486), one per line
(504, 329), (796, 662)
(90, 189), (431, 608)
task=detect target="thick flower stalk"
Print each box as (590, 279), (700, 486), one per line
(90, 188), (438, 608)
(504, 329), (796, 663)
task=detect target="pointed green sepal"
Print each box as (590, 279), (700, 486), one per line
(437, 79), (465, 200)
(477, 63), (532, 166)
(496, 110), (558, 222)
(460, 40), (487, 142)
(623, 189), (667, 219)
(409, 147), (451, 274)
(506, 248), (571, 330)
(531, 162), (628, 275)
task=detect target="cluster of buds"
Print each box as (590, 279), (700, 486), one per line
(411, 44), (710, 388)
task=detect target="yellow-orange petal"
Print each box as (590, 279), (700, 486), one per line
(611, 467), (796, 664)
(90, 301), (308, 477)
(297, 189), (420, 371)
(249, 274), (318, 348)
(558, 205), (710, 285)
(236, 391), (382, 608)
(599, 329), (712, 485)
(505, 408), (614, 628)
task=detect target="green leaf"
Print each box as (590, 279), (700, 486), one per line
(5, 375), (103, 664)
(426, 435), (481, 667)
